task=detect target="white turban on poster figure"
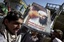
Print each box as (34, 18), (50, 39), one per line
(38, 10), (47, 25)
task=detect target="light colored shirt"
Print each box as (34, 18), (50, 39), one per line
(0, 34), (7, 42)
(53, 38), (62, 42)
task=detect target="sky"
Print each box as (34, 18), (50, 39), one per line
(25, 0), (64, 7)
(0, 0), (64, 7)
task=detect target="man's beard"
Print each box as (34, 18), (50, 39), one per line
(39, 17), (47, 25)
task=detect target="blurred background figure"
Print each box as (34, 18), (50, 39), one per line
(50, 29), (63, 42)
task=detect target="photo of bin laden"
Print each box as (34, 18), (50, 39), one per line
(28, 6), (47, 25)
(38, 10), (47, 25)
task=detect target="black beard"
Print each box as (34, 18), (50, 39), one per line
(39, 17), (47, 25)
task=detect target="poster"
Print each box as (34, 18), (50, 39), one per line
(23, 2), (51, 34)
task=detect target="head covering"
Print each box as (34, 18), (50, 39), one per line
(38, 10), (47, 17)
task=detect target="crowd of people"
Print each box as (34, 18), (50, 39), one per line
(0, 1), (64, 42)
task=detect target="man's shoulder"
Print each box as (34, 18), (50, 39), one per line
(0, 27), (6, 38)
(0, 33), (7, 42)
(0, 33), (4, 37)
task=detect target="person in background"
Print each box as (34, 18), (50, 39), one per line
(51, 29), (63, 42)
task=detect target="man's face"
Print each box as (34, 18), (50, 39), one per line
(5, 18), (23, 34)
